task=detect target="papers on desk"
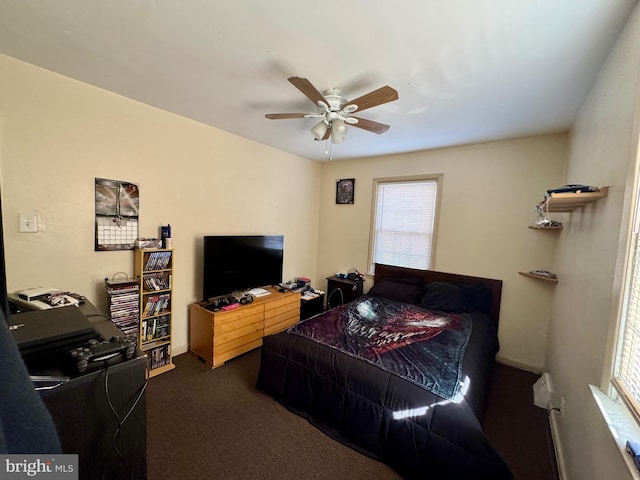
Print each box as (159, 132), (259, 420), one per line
(248, 287), (271, 297)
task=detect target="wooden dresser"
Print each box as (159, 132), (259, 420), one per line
(189, 287), (300, 368)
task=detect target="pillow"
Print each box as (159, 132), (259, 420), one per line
(367, 278), (423, 305)
(421, 282), (466, 312)
(458, 283), (492, 314)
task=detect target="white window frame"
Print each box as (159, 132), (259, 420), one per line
(612, 175), (640, 422)
(594, 148), (640, 478)
(367, 175), (442, 275)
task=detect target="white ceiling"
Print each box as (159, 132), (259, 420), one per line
(0, 1), (637, 162)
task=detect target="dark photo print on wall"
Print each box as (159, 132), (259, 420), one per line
(336, 178), (355, 204)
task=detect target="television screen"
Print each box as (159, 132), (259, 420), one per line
(202, 235), (284, 301)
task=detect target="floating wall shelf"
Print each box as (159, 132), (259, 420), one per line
(539, 186), (609, 212)
(519, 271), (559, 283)
(528, 224), (563, 231)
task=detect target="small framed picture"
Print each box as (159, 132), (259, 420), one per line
(336, 178), (355, 204)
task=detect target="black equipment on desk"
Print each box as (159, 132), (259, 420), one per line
(8, 306), (99, 358)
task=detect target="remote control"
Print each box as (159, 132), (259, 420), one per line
(221, 303), (240, 311)
(67, 336), (137, 373)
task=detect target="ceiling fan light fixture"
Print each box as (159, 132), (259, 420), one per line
(331, 120), (347, 144)
(333, 119), (348, 135)
(311, 121), (328, 140)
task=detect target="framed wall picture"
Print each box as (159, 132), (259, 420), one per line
(336, 178), (355, 204)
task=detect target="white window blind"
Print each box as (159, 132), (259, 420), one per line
(370, 179), (437, 273)
(613, 230), (640, 416)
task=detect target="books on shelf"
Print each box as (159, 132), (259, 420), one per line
(143, 272), (171, 291)
(135, 247), (175, 376)
(142, 293), (171, 318)
(141, 314), (170, 342)
(149, 344), (171, 370)
(143, 251), (172, 271)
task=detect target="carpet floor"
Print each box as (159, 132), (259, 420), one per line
(146, 350), (558, 479)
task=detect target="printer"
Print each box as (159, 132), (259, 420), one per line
(8, 287), (80, 311)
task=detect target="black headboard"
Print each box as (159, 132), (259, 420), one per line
(374, 263), (503, 328)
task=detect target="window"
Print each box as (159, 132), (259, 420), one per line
(613, 185), (640, 418)
(368, 176), (440, 274)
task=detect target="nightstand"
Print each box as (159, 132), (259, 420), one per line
(326, 276), (364, 308)
(300, 293), (325, 320)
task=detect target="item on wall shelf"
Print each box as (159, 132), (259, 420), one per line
(336, 178), (355, 204)
(532, 184), (607, 227)
(95, 178), (140, 251)
(545, 184), (599, 195)
(532, 204), (563, 229)
(529, 219), (563, 230)
(536, 185), (608, 214)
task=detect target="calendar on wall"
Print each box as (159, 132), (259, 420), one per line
(95, 178), (140, 251)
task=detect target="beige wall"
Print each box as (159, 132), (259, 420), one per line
(0, 53), (571, 371)
(542, 2), (640, 479)
(4, 15), (639, 475)
(317, 135), (568, 369)
(0, 54), (322, 354)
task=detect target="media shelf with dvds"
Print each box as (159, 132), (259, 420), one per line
(134, 247), (175, 377)
(105, 277), (140, 341)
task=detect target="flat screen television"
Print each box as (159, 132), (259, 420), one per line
(202, 235), (284, 301)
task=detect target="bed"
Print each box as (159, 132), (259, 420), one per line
(256, 264), (512, 479)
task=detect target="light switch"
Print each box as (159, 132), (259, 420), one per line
(18, 214), (38, 233)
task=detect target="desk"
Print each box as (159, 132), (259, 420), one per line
(14, 302), (147, 480)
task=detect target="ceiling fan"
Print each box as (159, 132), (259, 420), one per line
(265, 77), (398, 144)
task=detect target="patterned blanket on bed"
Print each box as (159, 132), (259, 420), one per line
(288, 295), (472, 399)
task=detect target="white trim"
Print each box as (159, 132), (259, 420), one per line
(549, 407), (569, 480)
(590, 384), (640, 480)
(495, 354), (543, 374)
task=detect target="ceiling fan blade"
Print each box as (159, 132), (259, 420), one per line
(265, 113), (308, 119)
(345, 86), (398, 112)
(350, 116), (391, 134)
(288, 77), (327, 106)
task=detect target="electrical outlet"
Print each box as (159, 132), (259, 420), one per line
(18, 214), (38, 233)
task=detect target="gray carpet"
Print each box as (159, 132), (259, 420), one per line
(146, 350), (557, 479)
